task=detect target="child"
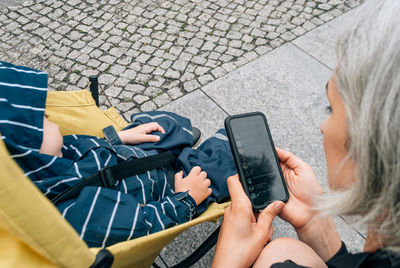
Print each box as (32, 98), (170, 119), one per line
(0, 61), (237, 247)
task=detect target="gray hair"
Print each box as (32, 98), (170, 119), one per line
(322, 0), (400, 253)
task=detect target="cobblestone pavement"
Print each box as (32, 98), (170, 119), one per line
(0, 0), (362, 120)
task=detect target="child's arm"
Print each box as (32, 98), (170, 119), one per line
(62, 184), (209, 247)
(174, 166), (212, 205)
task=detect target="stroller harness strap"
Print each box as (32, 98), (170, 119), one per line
(51, 150), (176, 205)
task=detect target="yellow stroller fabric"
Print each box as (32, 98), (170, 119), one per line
(0, 89), (228, 268)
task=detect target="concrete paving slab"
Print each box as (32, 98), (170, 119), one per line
(203, 41), (365, 250)
(203, 42), (331, 187)
(292, 8), (358, 69)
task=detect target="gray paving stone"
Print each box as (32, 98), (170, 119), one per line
(167, 87), (183, 100)
(143, 86), (162, 97)
(149, 76), (165, 88)
(116, 101), (135, 112)
(164, 69), (180, 79)
(141, 100), (157, 111)
(141, 65), (155, 74)
(101, 85), (121, 99)
(198, 74), (213, 85)
(133, 94), (149, 105)
(99, 74), (116, 85)
(183, 80), (200, 92)
(114, 77), (130, 87)
(153, 93), (172, 107)
(136, 73), (152, 84)
(119, 90), (134, 101)
(126, 84), (145, 94)
(0, 0), (25, 8)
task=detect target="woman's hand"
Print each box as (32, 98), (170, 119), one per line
(117, 122), (165, 145)
(212, 175), (284, 268)
(174, 166), (212, 205)
(276, 148), (342, 261)
(276, 148), (323, 230)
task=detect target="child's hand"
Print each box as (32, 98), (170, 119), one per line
(118, 122), (165, 145)
(174, 166), (212, 205)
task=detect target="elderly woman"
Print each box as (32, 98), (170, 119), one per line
(212, 0), (400, 267)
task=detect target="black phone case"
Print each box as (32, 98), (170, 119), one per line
(225, 112), (289, 210)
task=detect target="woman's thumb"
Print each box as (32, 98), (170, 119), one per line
(257, 201), (285, 228)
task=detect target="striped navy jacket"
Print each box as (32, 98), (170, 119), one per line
(0, 61), (236, 247)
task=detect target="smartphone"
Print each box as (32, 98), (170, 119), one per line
(225, 112), (289, 210)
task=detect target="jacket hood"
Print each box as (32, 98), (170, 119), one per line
(0, 61), (47, 152)
(0, 61), (59, 181)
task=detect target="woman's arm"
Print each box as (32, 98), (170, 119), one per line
(295, 217), (342, 261)
(276, 148), (342, 261)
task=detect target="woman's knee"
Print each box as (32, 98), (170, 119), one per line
(253, 237), (326, 268)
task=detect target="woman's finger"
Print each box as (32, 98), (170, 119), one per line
(276, 147), (306, 172)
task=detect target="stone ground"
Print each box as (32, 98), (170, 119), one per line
(0, 0), (366, 267)
(0, 0), (361, 121)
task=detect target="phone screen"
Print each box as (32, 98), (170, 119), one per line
(228, 114), (288, 208)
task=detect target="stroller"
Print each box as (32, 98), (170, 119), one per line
(0, 79), (229, 268)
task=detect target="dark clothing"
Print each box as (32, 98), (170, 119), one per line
(271, 242), (400, 268)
